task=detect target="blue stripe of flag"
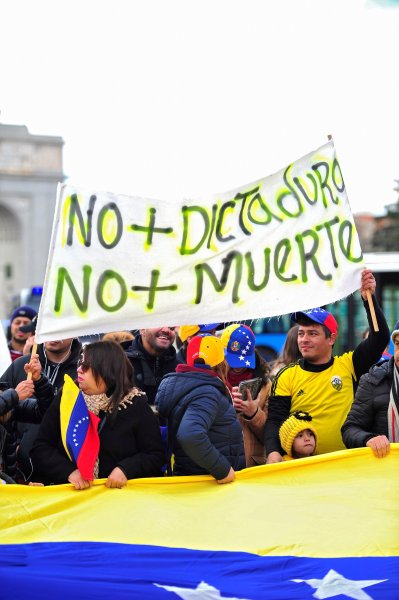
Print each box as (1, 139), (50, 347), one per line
(65, 391), (90, 463)
(1, 542), (397, 599)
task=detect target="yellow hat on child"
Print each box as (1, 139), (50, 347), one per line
(279, 411), (317, 455)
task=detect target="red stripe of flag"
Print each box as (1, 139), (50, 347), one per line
(77, 411), (101, 480)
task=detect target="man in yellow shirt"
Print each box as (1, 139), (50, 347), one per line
(265, 269), (390, 462)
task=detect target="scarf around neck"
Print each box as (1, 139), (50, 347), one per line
(80, 388), (143, 478)
(227, 369), (254, 389)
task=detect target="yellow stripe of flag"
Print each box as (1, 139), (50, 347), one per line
(59, 374), (80, 461)
(1, 446), (398, 558)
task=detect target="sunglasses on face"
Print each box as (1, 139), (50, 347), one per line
(77, 358), (91, 372)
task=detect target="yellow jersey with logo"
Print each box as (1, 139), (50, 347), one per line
(273, 353), (356, 454)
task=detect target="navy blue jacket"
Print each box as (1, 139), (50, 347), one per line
(156, 367), (245, 480)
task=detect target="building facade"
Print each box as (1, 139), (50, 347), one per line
(0, 123), (64, 319)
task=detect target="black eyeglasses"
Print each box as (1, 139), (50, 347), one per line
(77, 358), (91, 372)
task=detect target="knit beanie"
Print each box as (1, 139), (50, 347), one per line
(391, 320), (399, 343)
(10, 305), (37, 323)
(279, 411), (317, 455)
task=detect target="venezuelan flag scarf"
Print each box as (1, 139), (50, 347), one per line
(60, 374), (101, 480)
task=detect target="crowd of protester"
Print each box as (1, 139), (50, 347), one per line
(0, 267), (396, 488)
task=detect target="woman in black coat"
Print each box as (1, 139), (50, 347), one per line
(31, 340), (165, 489)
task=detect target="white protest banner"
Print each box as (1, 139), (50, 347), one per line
(35, 140), (364, 343)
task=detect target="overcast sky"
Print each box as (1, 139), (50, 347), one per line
(1, 0), (398, 215)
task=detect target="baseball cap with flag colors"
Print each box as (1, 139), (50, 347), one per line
(179, 323), (221, 343)
(221, 324), (256, 369)
(186, 335), (225, 368)
(291, 307), (338, 336)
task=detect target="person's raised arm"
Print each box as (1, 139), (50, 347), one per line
(352, 269), (390, 380)
(15, 356), (55, 423)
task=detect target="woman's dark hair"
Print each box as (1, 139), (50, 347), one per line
(269, 325), (301, 377)
(80, 340), (136, 414)
(280, 325), (301, 364)
(254, 349), (271, 381)
(194, 357), (230, 397)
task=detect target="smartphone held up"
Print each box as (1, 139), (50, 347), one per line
(238, 377), (263, 401)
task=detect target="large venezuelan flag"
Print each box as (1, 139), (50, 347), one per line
(1, 447), (398, 599)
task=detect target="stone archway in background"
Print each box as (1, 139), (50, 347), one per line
(0, 204), (21, 320)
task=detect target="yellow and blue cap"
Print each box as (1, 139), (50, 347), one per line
(221, 324), (256, 369)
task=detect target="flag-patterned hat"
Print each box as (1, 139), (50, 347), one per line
(186, 335), (225, 368)
(221, 324), (256, 369)
(291, 307), (338, 336)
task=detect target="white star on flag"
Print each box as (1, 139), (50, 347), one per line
(245, 360), (250, 366)
(239, 356), (244, 361)
(291, 568), (387, 599)
(241, 349), (247, 355)
(154, 581), (250, 600)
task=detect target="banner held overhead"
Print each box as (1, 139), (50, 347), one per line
(35, 140), (364, 342)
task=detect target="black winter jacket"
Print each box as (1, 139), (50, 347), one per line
(0, 375), (54, 480)
(0, 339), (82, 479)
(1, 339), (82, 396)
(125, 334), (177, 405)
(156, 367), (245, 479)
(341, 357), (395, 448)
(31, 389), (165, 485)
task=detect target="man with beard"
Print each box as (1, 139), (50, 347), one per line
(7, 306), (37, 362)
(1, 335), (81, 481)
(125, 327), (178, 405)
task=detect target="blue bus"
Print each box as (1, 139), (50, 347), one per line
(12, 286), (43, 314)
(250, 252), (399, 361)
